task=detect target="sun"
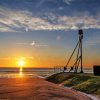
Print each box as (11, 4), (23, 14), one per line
(18, 59), (25, 67)
(17, 59), (25, 76)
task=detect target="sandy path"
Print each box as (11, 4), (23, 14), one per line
(0, 77), (92, 100)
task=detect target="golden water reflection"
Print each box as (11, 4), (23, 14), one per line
(19, 71), (23, 76)
(19, 67), (23, 77)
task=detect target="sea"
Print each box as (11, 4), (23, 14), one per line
(0, 67), (93, 78)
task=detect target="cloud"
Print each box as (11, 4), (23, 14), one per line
(30, 41), (48, 47)
(36, 44), (48, 47)
(25, 27), (29, 32)
(0, 7), (100, 32)
(30, 41), (36, 46)
(57, 15), (100, 29)
(35, 0), (66, 8)
(16, 41), (48, 47)
(63, 0), (73, 5)
(0, 8), (32, 32)
(35, 0), (73, 8)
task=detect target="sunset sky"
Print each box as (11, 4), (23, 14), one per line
(0, 0), (100, 68)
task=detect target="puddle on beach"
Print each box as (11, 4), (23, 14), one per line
(0, 72), (37, 78)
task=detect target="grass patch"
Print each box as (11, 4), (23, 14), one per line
(46, 72), (100, 95)
(46, 72), (74, 83)
(63, 74), (92, 86)
(73, 78), (100, 95)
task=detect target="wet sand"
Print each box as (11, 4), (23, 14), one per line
(0, 76), (92, 100)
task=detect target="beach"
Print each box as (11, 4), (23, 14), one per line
(0, 76), (92, 100)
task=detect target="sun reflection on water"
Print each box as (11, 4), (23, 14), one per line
(19, 67), (23, 77)
(17, 59), (25, 77)
(19, 71), (23, 76)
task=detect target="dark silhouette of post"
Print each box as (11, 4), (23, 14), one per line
(93, 65), (100, 76)
(63, 66), (66, 72)
(65, 29), (84, 73)
(79, 30), (83, 73)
